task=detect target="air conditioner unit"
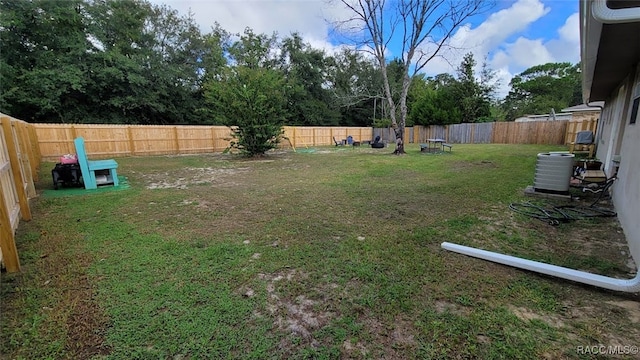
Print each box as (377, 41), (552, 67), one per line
(533, 152), (575, 193)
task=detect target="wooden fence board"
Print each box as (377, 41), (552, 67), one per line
(0, 114), (38, 272)
(474, 123), (493, 143)
(449, 123), (473, 143)
(35, 124), (376, 159)
(565, 119), (598, 145)
(1, 116), (31, 222)
(34, 120), (587, 160)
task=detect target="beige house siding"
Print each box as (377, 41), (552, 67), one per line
(602, 63), (640, 265)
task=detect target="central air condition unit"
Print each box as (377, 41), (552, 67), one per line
(533, 152), (575, 193)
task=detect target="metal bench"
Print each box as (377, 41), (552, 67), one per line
(442, 143), (452, 152)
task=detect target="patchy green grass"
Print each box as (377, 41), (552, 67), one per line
(2, 144), (639, 359)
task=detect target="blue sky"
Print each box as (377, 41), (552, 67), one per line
(150, 0), (581, 97)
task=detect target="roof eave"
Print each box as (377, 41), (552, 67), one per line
(581, 0), (602, 104)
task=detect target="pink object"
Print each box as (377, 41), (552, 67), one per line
(60, 154), (78, 164)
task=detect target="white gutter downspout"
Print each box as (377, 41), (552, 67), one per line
(592, 0), (640, 24)
(441, 242), (640, 293)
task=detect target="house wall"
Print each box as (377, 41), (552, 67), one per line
(599, 62), (640, 266)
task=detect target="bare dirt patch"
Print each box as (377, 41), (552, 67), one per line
(605, 300), (640, 323)
(435, 300), (471, 316)
(64, 275), (111, 358)
(255, 270), (334, 352)
(509, 305), (565, 328)
(144, 167), (250, 189)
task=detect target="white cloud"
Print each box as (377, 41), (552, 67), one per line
(414, 1), (579, 99)
(545, 12), (581, 64)
(502, 37), (555, 68)
(149, 0), (352, 54)
(420, 0), (550, 76)
(488, 11), (580, 98)
(493, 67), (514, 100)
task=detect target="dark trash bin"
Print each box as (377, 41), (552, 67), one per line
(52, 163), (82, 189)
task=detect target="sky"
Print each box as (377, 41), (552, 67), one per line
(148, 0), (581, 98)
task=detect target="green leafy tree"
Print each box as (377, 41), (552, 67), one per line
(204, 66), (286, 156)
(454, 53), (494, 123)
(228, 28), (280, 70)
(328, 48), (383, 126)
(1, 0), (211, 124)
(279, 34), (340, 126)
(408, 54), (496, 125)
(0, 0), (91, 122)
(85, 0), (206, 124)
(502, 62), (582, 120)
(408, 74), (461, 125)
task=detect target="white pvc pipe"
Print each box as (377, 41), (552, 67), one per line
(592, 0), (640, 24)
(441, 242), (640, 293)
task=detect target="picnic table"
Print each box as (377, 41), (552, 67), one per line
(420, 138), (450, 153)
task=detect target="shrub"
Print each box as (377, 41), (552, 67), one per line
(205, 66), (286, 156)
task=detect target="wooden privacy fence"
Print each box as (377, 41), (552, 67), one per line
(34, 124), (374, 160)
(375, 120), (573, 145)
(34, 119), (597, 160)
(491, 121), (568, 145)
(565, 119), (598, 144)
(35, 124), (235, 159)
(448, 123), (493, 143)
(1, 114), (40, 272)
(283, 126), (372, 148)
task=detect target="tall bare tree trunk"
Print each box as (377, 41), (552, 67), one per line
(335, 0), (489, 155)
(378, 58), (404, 154)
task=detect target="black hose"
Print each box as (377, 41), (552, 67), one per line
(509, 201), (616, 226)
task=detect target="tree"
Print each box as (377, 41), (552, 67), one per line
(454, 53), (494, 123)
(203, 66), (286, 156)
(1, 0), (212, 124)
(335, 0), (491, 154)
(408, 74), (461, 125)
(279, 34), (341, 126)
(0, 0), (92, 122)
(502, 62), (582, 120)
(228, 28), (280, 70)
(328, 48), (384, 126)
(85, 0), (207, 124)
(408, 54), (497, 125)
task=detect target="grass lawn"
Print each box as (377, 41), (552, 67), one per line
(2, 144), (639, 359)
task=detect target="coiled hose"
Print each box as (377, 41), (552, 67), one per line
(509, 202), (617, 225)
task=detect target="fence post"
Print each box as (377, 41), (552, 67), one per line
(127, 126), (136, 155)
(15, 123), (35, 198)
(290, 127), (295, 148)
(25, 124), (40, 181)
(210, 126), (216, 152)
(470, 124), (475, 144)
(173, 126), (180, 154)
(70, 124), (77, 142)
